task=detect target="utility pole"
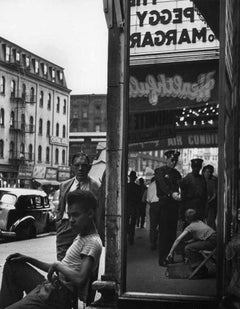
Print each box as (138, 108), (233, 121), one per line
(93, 0), (130, 306)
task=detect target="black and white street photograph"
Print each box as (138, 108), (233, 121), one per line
(0, 1), (240, 309)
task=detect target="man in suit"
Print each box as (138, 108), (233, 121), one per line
(56, 152), (100, 261)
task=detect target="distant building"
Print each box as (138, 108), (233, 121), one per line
(0, 37), (71, 187)
(69, 94), (106, 162)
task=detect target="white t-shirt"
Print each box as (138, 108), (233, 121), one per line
(60, 233), (103, 292)
(184, 220), (216, 241)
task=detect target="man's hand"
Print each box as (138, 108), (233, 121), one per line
(47, 262), (60, 283)
(172, 192), (181, 201)
(6, 253), (29, 263)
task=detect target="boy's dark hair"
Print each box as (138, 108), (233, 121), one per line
(185, 209), (199, 222)
(66, 190), (97, 213)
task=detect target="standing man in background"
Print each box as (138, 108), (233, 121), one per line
(146, 177), (160, 251)
(127, 171), (142, 245)
(155, 150), (182, 266)
(180, 158), (207, 222)
(56, 152), (100, 261)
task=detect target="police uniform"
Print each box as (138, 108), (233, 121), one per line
(155, 150), (182, 266)
(180, 158), (207, 220)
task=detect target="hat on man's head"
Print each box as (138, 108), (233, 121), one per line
(129, 171), (137, 179)
(164, 150), (180, 161)
(191, 158), (203, 167)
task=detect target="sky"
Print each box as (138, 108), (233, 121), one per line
(0, 0), (108, 94)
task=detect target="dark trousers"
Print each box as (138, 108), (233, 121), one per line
(158, 197), (179, 264)
(0, 261), (72, 309)
(149, 202), (161, 249)
(137, 202), (146, 228)
(185, 233), (217, 268)
(127, 213), (137, 244)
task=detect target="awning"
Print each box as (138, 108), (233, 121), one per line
(33, 179), (60, 186)
(0, 165), (18, 173)
(191, 0), (219, 39)
(89, 161), (106, 183)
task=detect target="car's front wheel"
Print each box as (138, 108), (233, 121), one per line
(16, 224), (36, 240)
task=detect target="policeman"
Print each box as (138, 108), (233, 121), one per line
(180, 158), (207, 221)
(155, 150), (182, 266)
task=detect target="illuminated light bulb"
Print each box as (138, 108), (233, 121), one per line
(180, 117), (184, 121)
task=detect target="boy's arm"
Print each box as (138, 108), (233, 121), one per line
(167, 230), (189, 258)
(48, 255), (94, 287)
(7, 253), (52, 273)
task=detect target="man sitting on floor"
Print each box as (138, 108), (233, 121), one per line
(167, 208), (216, 278)
(0, 190), (102, 309)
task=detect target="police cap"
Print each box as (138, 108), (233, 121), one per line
(164, 150), (180, 161)
(191, 158), (203, 167)
(128, 171), (137, 179)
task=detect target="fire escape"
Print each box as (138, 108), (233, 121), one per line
(8, 56), (36, 167)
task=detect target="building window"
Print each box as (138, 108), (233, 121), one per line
(62, 149), (65, 165)
(46, 120), (51, 136)
(39, 91), (44, 107)
(34, 60), (39, 74)
(0, 108), (4, 126)
(22, 83), (26, 100)
(57, 97), (60, 113)
(30, 87), (35, 102)
(42, 63), (48, 76)
(38, 145), (42, 162)
(82, 107), (88, 119)
(95, 105), (101, 119)
(95, 124), (100, 132)
(58, 71), (63, 83)
(9, 141), (14, 159)
(63, 99), (67, 114)
(0, 140), (4, 158)
(39, 118), (43, 135)
(56, 123), (59, 137)
(51, 68), (55, 82)
(16, 51), (20, 62)
(29, 144), (33, 161)
(10, 111), (15, 128)
(10, 80), (16, 98)
(25, 56), (30, 68)
(47, 93), (51, 110)
(0, 76), (5, 94)
(4, 46), (10, 62)
(55, 148), (59, 164)
(46, 147), (50, 163)
(21, 114), (25, 131)
(29, 116), (34, 133)
(20, 143), (25, 159)
(63, 125), (66, 138)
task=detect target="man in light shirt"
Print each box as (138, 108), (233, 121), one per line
(146, 177), (160, 251)
(56, 152), (100, 261)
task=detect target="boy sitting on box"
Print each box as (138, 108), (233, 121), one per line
(167, 208), (216, 278)
(0, 190), (102, 309)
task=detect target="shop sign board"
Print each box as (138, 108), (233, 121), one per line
(130, 0), (219, 57)
(49, 136), (68, 146)
(129, 110), (176, 143)
(45, 168), (58, 180)
(130, 60), (218, 112)
(129, 130), (218, 151)
(18, 165), (34, 179)
(58, 166), (71, 182)
(32, 165), (46, 179)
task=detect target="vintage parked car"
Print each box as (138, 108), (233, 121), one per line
(0, 188), (56, 240)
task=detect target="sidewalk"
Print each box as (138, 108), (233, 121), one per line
(127, 226), (216, 296)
